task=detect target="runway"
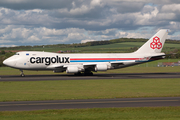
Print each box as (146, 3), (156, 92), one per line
(1, 72), (180, 81)
(0, 97), (180, 111)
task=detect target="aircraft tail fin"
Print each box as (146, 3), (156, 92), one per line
(134, 29), (168, 54)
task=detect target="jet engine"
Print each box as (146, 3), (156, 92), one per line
(66, 66), (79, 73)
(95, 64), (108, 71)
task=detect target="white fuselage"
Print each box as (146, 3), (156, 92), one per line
(3, 51), (164, 71)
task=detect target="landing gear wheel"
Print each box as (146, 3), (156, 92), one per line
(84, 71), (93, 76)
(20, 70), (25, 77)
(74, 72), (82, 76)
(21, 74), (25, 77)
(89, 72), (93, 76)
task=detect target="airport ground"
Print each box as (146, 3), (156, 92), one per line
(0, 63), (180, 119)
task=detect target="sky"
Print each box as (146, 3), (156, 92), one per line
(0, 0), (180, 47)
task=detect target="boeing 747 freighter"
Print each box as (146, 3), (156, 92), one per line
(3, 29), (168, 76)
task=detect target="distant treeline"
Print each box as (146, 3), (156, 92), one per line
(1, 38), (180, 50)
(0, 51), (14, 67)
(166, 49), (180, 59)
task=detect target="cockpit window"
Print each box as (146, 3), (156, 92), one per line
(15, 53), (19, 55)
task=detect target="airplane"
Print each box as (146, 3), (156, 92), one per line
(3, 29), (168, 76)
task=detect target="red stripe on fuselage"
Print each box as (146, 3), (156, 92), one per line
(70, 58), (139, 60)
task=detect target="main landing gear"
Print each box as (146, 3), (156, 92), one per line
(74, 71), (93, 76)
(84, 71), (93, 76)
(20, 70), (25, 77)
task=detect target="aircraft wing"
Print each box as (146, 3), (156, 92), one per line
(46, 55), (163, 72)
(47, 64), (64, 69)
(82, 60), (136, 71)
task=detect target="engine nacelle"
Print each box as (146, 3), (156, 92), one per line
(95, 64), (108, 71)
(66, 66), (79, 73)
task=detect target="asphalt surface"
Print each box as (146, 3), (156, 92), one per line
(0, 97), (180, 111)
(0, 73), (180, 111)
(1, 72), (180, 81)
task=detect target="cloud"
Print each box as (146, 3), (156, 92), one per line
(81, 39), (95, 43)
(0, 26), (90, 45)
(161, 4), (180, 12)
(0, 44), (17, 47)
(0, 0), (180, 47)
(0, 0), (74, 10)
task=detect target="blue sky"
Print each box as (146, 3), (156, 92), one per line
(0, 0), (180, 47)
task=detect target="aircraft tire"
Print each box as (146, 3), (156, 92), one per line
(84, 71), (93, 76)
(74, 72), (82, 76)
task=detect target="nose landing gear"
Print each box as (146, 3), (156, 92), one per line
(20, 70), (25, 77)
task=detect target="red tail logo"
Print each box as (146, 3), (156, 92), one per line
(150, 36), (162, 49)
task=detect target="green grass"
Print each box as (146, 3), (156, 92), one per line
(1, 107), (180, 120)
(0, 78), (180, 102)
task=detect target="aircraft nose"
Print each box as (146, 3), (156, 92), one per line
(3, 59), (9, 65)
(3, 57), (16, 67)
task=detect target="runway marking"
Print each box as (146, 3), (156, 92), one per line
(0, 99), (179, 107)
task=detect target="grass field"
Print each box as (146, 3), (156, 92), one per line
(0, 107), (180, 120)
(0, 58), (180, 119)
(0, 78), (180, 102)
(0, 59), (180, 102)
